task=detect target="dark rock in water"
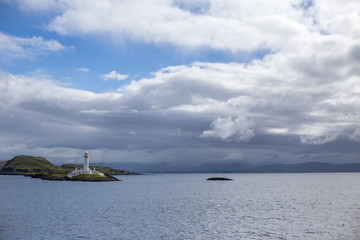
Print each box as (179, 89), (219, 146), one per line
(207, 177), (233, 181)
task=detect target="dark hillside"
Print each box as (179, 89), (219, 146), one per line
(0, 160), (8, 170)
(1, 155), (62, 174)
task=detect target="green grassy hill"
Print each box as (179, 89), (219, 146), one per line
(1, 155), (64, 174)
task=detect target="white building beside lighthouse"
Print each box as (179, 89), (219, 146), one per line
(67, 151), (104, 178)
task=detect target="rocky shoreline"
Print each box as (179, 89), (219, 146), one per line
(30, 173), (120, 182)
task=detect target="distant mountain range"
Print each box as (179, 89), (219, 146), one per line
(1, 156), (359, 174)
(101, 161), (360, 173)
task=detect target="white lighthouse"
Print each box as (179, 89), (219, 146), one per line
(67, 151), (104, 178)
(84, 151), (90, 172)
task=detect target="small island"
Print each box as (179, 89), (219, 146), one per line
(207, 177), (233, 181)
(0, 153), (139, 182)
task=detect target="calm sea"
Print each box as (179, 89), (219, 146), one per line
(0, 173), (359, 240)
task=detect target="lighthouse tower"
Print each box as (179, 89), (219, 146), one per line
(83, 151), (89, 173)
(66, 151), (104, 178)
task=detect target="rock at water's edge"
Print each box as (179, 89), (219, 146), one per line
(31, 173), (120, 182)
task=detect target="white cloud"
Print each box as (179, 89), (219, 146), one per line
(102, 71), (128, 81)
(5, 0), (322, 52)
(266, 128), (289, 134)
(0, 32), (65, 61)
(75, 68), (90, 72)
(5, 0), (359, 56)
(7, 1), (360, 54)
(297, 124), (343, 145)
(201, 116), (255, 142)
(350, 128), (360, 142)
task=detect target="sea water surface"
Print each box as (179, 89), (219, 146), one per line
(0, 173), (359, 240)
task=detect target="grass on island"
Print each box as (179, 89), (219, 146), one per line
(72, 174), (107, 179)
(61, 164), (134, 175)
(38, 172), (67, 178)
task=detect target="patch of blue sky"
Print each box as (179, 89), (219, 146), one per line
(300, 0), (314, 10)
(172, 0), (211, 15)
(0, 2), (270, 93)
(0, 3), (53, 38)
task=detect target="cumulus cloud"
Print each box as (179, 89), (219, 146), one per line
(6, 0), (346, 52)
(1, 38), (359, 164)
(1, 0), (360, 165)
(7, 1), (360, 54)
(0, 32), (65, 61)
(102, 71), (128, 81)
(201, 116), (255, 142)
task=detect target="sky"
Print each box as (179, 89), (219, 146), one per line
(0, 0), (359, 166)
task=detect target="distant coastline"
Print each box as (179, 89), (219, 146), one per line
(1, 155), (360, 175)
(101, 161), (360, 174)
